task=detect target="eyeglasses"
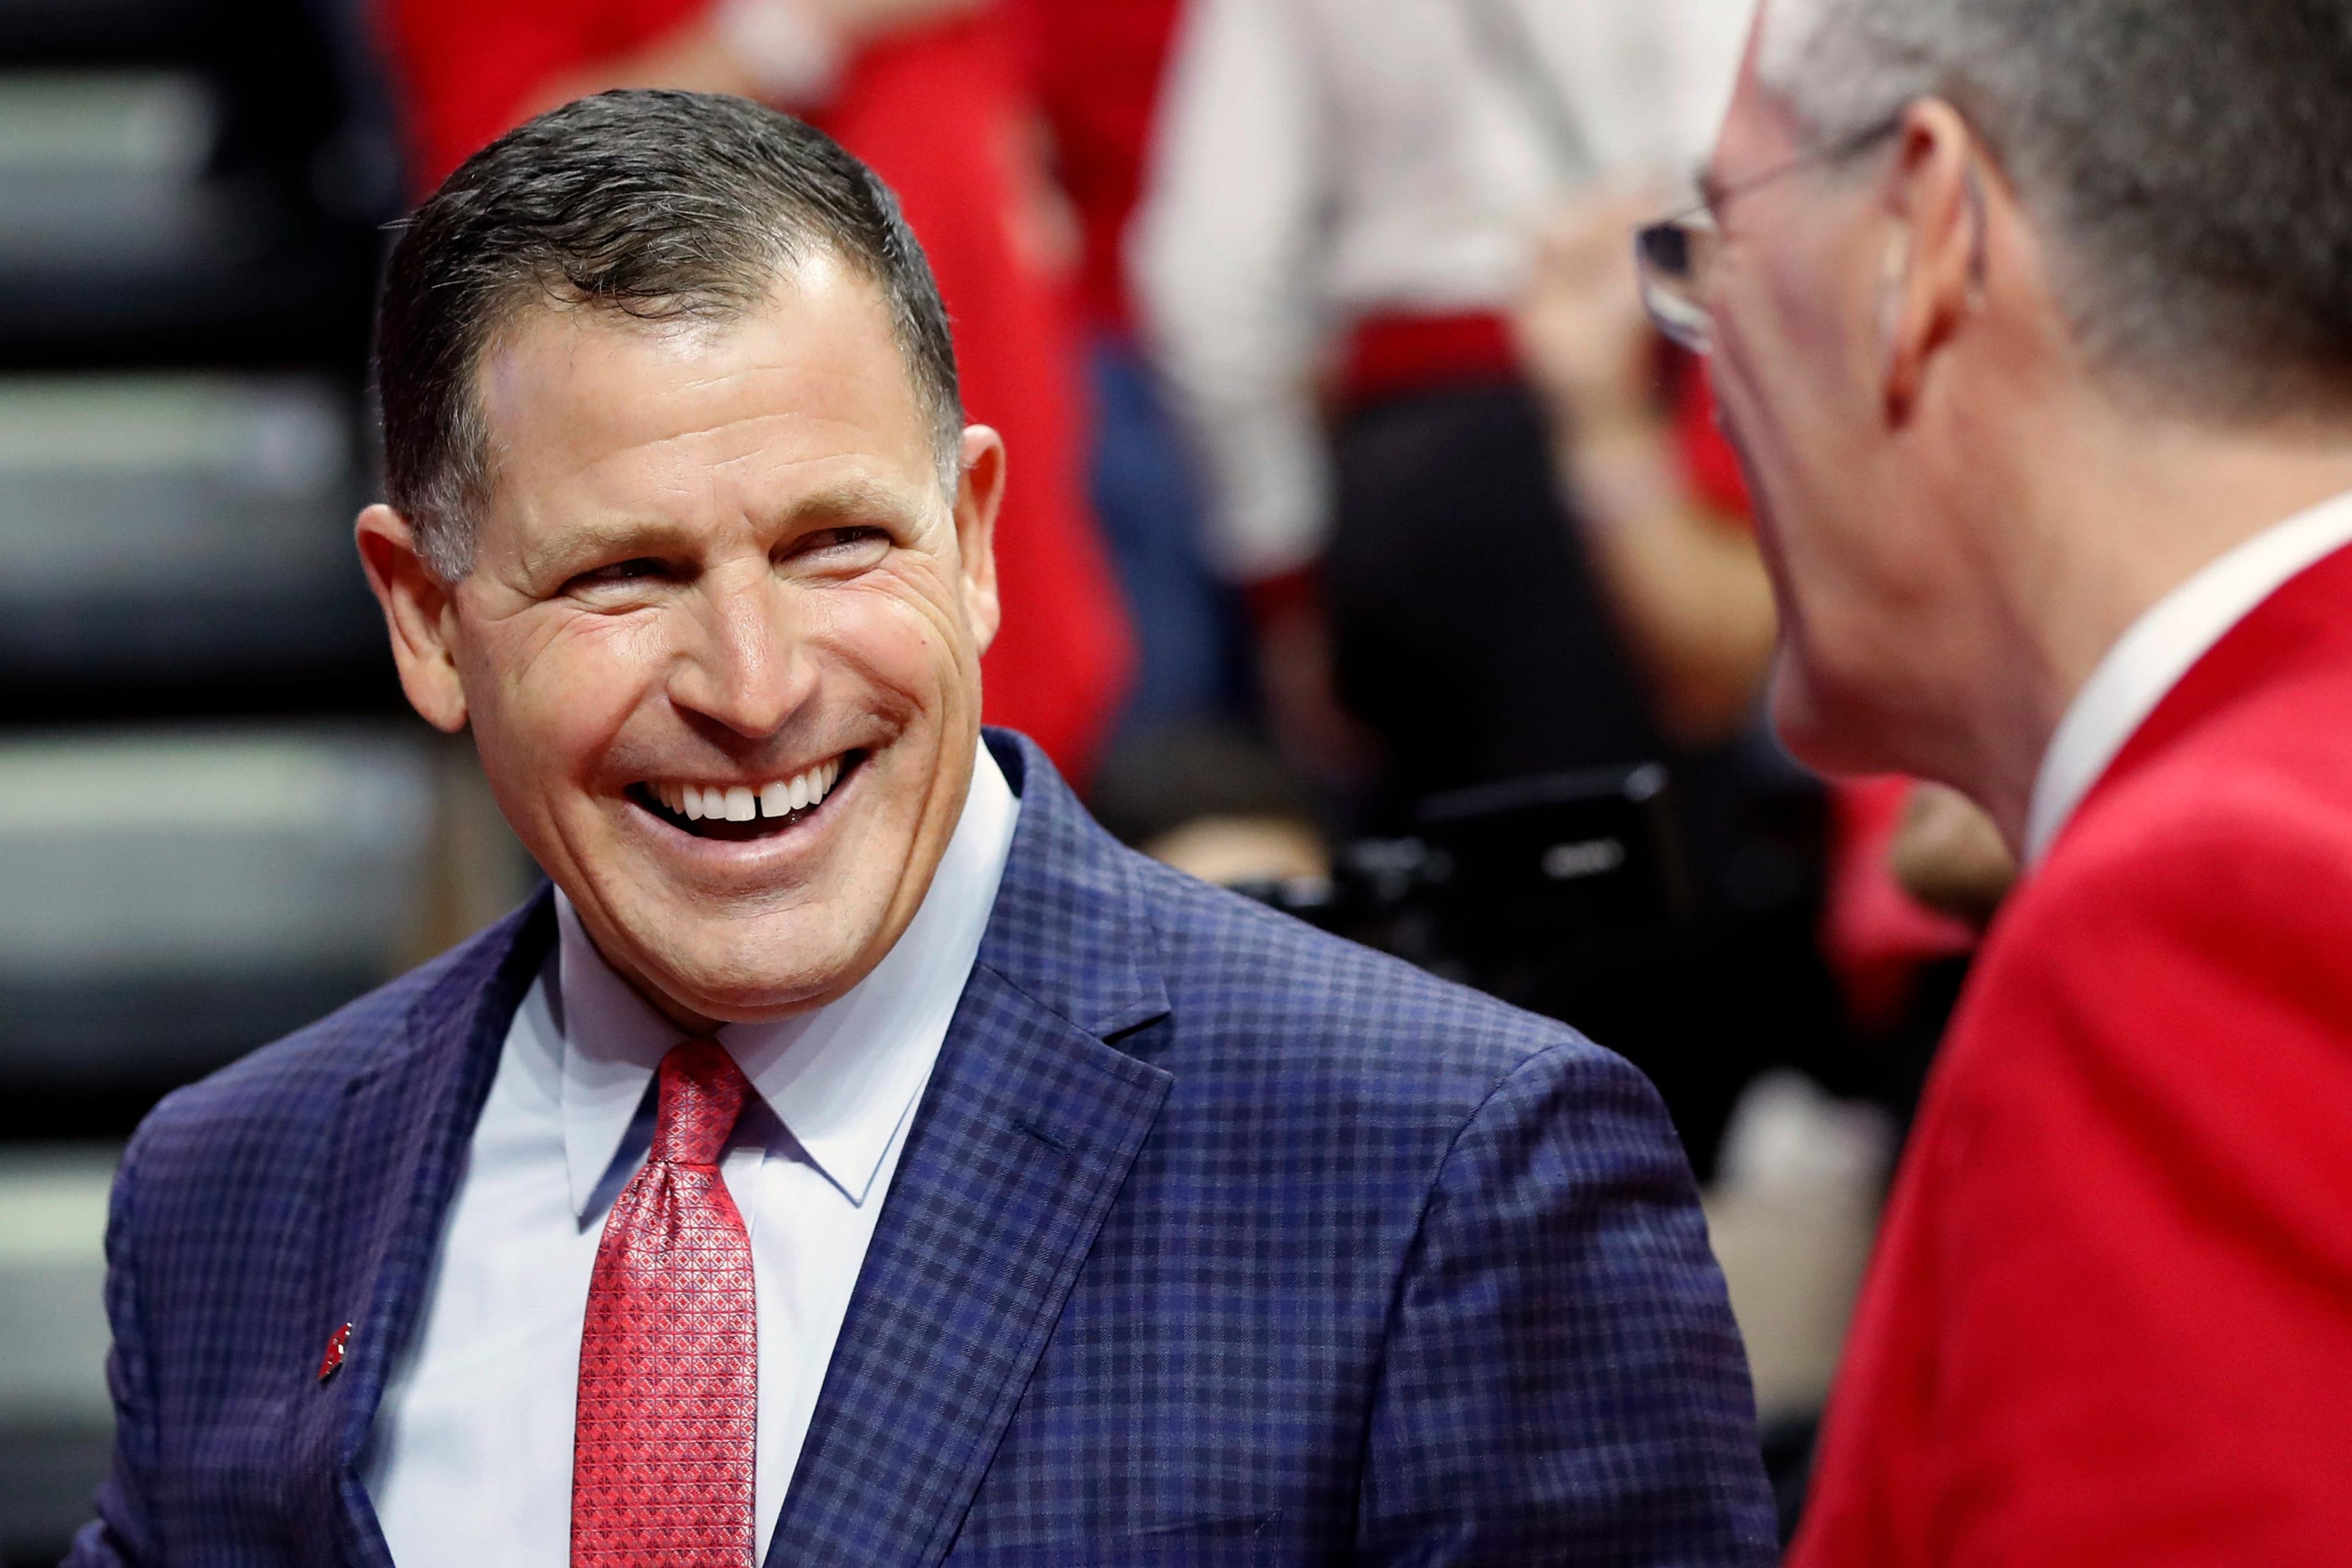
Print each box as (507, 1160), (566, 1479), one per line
(1634, 118), (1903, 355)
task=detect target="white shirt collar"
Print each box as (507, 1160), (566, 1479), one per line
(2024, 488), (2352, 864)
(550, 740), (1020, 1217)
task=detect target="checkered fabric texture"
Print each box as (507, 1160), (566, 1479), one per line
(68, 731), (1776, 1567)
(572, 1041), (757, 1568)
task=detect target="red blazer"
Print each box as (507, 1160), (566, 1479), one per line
(376, 0), (1134, 780)
(1793, 540), (2352, 1567)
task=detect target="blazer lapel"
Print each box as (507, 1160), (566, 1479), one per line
(283, 892), (555, 1567)
(766, 734), (1175, 1568)
(2074, 540), (2352, 843)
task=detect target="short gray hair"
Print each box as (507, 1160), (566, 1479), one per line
(1757, 0), (2352, 421)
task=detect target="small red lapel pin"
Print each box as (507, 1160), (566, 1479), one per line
(317, 1322), (353, 1383)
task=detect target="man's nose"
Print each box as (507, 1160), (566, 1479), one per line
(669, 572), (817, 739)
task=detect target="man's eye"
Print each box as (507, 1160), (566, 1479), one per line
(567, 558), (670, 594)
(797, 527), (891, 564)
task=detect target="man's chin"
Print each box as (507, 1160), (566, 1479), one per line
(589, 908), (876, 1030)
(638, 971), (838, 1031)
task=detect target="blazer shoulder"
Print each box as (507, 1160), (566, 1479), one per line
(129, 902), (538, 1178)
(2060, 646), (2352, 884)
(1122, 847), (1638, 1114)
(2038, 720), (2352, 936)
(1959, 741), (2352, 1110)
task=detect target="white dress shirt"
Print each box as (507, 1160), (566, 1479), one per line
(2025, 489), (2352, 864)
(363, 742), (1020, 1566)
(1133, 0), (1754, 579)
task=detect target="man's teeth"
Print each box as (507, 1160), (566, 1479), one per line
(654, 758), (843, 823)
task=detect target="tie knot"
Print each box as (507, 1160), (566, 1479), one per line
(650, 1041), (752, 1167)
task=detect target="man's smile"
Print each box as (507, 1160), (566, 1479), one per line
(627, 750), (867, 842)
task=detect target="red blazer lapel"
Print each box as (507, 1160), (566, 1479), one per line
(2065, 541), (2352, 850)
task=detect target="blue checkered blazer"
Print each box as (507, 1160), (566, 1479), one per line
(70, 731), (1774, 1566)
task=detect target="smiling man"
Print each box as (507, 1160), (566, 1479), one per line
(68, 92), (1773, 1567)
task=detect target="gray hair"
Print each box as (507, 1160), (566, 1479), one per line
(1757, 0), (2352, 421)
(377, 90), (965, 581)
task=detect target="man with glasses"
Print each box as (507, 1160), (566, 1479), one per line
(1653, 1), (2352, 1562)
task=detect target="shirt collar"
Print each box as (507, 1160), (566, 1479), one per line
(2024, 488), (2352, 865)
(552, 739), (1021, 1218)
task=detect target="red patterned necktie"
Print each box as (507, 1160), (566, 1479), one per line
(573, 1040), (758, 1568)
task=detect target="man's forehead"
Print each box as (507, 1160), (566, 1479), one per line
(475, 262), (938, 503)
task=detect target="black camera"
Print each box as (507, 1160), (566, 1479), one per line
(1230, 763), (1692, 993)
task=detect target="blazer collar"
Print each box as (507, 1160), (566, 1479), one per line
(764, 730), (1177, 1568)
(289, 888), (557, 1568)
(2028, 491), (2352, 862)
(963, 729), (1173, 1040)
(2060, 535), (2352, 860)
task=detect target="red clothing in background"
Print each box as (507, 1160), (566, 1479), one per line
(1793, 541), (2352, 1567)
(377, 0), (1133, 780)
(1013, 0), (1185, 333)
(1820, 777), (1979, 1036)
(1675, 365), (1750, 520)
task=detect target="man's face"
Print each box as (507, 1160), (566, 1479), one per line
(1703, 34), (1958, 774)
(386, 258), (1000, 1027)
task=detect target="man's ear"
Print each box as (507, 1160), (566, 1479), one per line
(355, 503), (470, 734)
(1877, 97), (1986, 421)
(952, 426), (1006, 657)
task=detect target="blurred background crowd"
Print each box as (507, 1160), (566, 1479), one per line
(0, 0), (2023, 1556)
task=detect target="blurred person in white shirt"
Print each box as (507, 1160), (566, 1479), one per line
(1134, 0), (1755, 804)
